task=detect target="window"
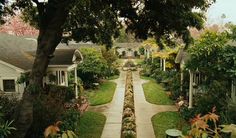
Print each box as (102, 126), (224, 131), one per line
(3, 80), (15, 92)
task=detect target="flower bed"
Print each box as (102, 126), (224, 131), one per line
(122, 60), (137, 71)
(121, 71), (136, 138)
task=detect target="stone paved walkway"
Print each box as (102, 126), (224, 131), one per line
(88, 70), (126, 138)
(88, 61), (177, 138)
(133, 70), (177, 138)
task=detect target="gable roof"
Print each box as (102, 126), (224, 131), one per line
(0, 34), (140, 70)
(0, 33), (36, 70)
(28, 48), (80, 66)
(0, 33), (82, 70)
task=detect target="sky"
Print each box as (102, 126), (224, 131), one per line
(207, 0), (236, 24)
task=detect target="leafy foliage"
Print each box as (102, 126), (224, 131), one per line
(101, 47), (119, 77)
(0, 97), (17, 137)
(185, 107), (221, 138)
(187, 31), (230, 78)
(60, 109), (80, 135)
(185, 31), (236, 123)
(11, 0), (215, 47)
(44, 121), (78, 138)
(77, 48), (108, 88)
(0, 0), (7, 24)
(25, 85), (74, 137)
(221, 124), (236, 138)
(115, 28), (136, 43)
(0, 97), (18, 137)
(0, 96), (19, 121)
(17, 72), (30, 84)
(0, 119), (16, 137)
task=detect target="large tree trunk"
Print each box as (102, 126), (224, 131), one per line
(12, 2), (69, 137)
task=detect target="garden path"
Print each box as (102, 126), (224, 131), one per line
(133, 70), (177, 138)
(88, 70), (126, 138)
(88, 60), (177, 138)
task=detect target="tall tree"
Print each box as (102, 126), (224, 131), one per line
(1, 0), (215, 137)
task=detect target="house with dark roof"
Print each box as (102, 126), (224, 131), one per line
(0, 33), (83, 99)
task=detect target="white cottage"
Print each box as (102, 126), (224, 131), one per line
(0, 33), (83, 99)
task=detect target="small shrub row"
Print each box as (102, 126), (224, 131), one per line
(121, 71), (136, 138)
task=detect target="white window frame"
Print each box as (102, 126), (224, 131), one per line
(0, 77), (17, 93)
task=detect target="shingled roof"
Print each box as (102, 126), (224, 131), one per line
(0, 33), (81, 71)
(0, 33), (36, 70)
(28, 48), (80, 66)
(0, 33), (139, 70)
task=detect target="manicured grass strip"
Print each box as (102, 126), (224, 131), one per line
(108, 75), (119, 80)
(85, 81), (117, 106)
(152, 112), (190, 138)
(140, 75), (155, 81)
(142, 79), (173, 105)
(134, 58), (143, 65)
(79, 111), (106, 138)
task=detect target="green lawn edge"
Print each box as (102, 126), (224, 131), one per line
(151, 111), (190, 138)
(79, 111), (106, 138)
(142, 78), (173, 105)
(108, 75), (119, 80)
(85, 81), (117, 106)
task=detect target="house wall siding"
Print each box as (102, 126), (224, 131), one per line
(0, 62), (24, 98)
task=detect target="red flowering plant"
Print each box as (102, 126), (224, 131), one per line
(184, 107), (221, 138)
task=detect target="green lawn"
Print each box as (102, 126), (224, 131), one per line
(142, 78), (173, 105)
(85, 81), (117, 106)
(134, 58), (143, 65)
(140, 75), (155, 81)
(152, 112), (190, 138)
(79, 111), (106, 138)
(108, 75), (119, 80)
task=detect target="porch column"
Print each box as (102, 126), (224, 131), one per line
(160, 58), (162, 68)
(57, 71), (60, 85)
(65, 71), (68, 86)
(188, 70), (193, 108)
(74, 66), (78, 99)
(163, 58), (166, 71)
(180, 70), (183, 92)
(147, 50), (150, 59)
(232, 80), (236, 102)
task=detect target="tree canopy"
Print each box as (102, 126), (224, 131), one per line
(187, 31), (236, 80)
(9, 0), (215, 47)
